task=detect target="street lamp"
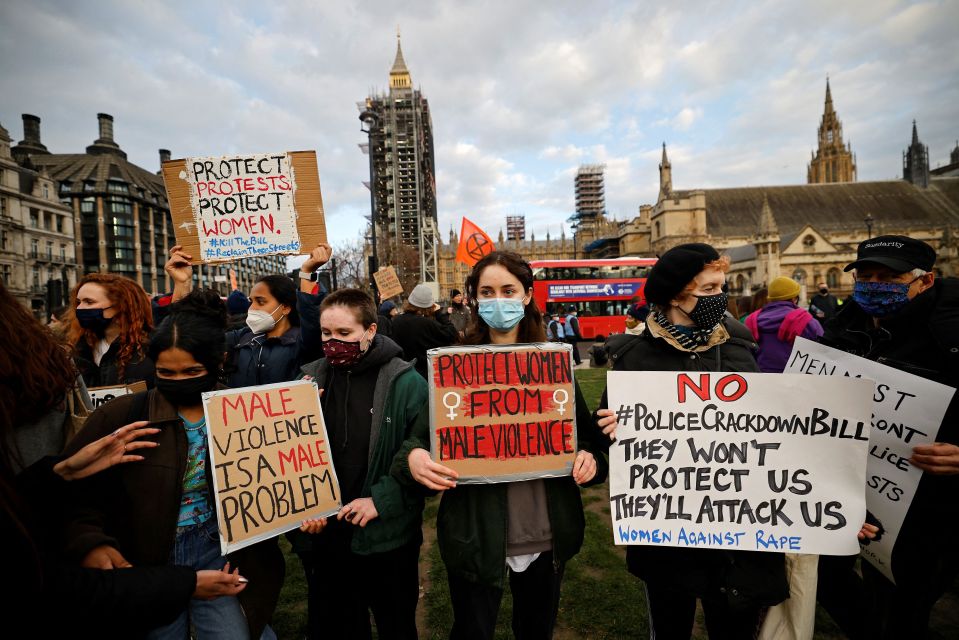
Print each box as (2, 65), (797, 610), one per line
(864, 213), (874, 237)
(359, 108), (380, 296)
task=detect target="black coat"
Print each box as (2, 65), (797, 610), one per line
(390, 309), (459, 378)
(74, 339), (155, 389)
(599, 317), (789, 610)
(821, 277), (959, 587)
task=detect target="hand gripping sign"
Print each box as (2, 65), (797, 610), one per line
(428, 342), (577, 483)
(203, 380), (341, 554)
(607, 370), (873, 555)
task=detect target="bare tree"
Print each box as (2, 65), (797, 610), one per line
(333, 235), (368, 291)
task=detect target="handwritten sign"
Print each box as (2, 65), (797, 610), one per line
(428, 343), (577, 483)
(607, 371), (873, 555)
(784, 338), (955, 581)
(162, 151), (327, 263)
(87, 381), (147, 409)
(203, 380), (341, 554)
(373, 266), (404, 300)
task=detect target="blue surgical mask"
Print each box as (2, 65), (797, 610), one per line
(852, 280), (916, 317)
(478, 298), (526, 331)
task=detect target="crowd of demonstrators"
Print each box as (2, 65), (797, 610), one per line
(391, 283), (459, 378)
(745, 275), (824, 373)
(737, 287), (768, 323)
(70, 272), (156, 388)
(296, 288), (429, 639)
(596, 244), (790, 638)
(2, 282), (247, 638)
(816, 236), (959, 639)
(8, 230), (959, 639)
(398, 251), (608, 640)
(809, 280), (840, 321)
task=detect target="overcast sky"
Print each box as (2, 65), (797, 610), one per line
(2, 0), (957, 248)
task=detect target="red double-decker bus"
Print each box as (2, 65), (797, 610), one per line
(530, 257), (657, 339)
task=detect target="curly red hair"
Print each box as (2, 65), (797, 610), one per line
(67, 273), (153, 381)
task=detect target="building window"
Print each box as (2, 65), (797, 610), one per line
(46, 241), (54, 259)
(1, 229), (7, 249)
(803, 234), (816, 251)
(792, 269), (807, 286)
(80, 197), (95, 214)
(29, 210), (39, 228)
(1, 264), (10, 285)
(107, 180), (129, 194)
(84, 181), (95, 192)
(43, 183), (50, 198)
(32, 265), (41, 287)
(31, 238), (39, 257)
(56, 215), (64, 233)
(60, 244), (67, 260)
(0, 197), (6, 216)
(827, 268), (841, 289)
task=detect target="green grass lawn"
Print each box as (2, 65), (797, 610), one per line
(275, 366), (858, 638)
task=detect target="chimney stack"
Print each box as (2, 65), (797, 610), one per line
(159, 149), (171, 164)
(96, 113), (114, 143)
(11, 113), (50, 161)
(86, 112), (126, 158)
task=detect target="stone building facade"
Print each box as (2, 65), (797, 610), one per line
(9, 113), (284, 299)
(0, 120), (78, 317)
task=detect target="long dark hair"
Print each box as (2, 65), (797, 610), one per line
(149, 289), (227, 376)
(0, 280), (77, 473)
(256, 274), (299, 327)
(464, 251), (546, 344)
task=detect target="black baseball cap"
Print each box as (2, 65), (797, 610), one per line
(844, 235), (936, 273)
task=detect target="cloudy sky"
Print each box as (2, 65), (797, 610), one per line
(2, 0), (957, 248)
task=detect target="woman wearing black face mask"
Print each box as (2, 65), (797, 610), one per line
(63, 290), (277, 639)
(296, 288), (429, 640)
(595, 243), (788, 640)
(68, 273), (155, 388)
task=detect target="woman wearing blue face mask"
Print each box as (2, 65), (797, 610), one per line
(398, 251), (608, 640)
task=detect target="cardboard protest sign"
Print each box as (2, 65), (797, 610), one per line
(607, 371), (873, 555)
(161, 151), (327, 263)
(428, 343), (577, 483)
(203, 380), (341, 554)
(373, 266), (404, 299)
(784, 338), (955, 581)
(87, 381), (147, 409)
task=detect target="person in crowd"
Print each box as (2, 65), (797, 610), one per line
(296, 288), (429, 640)
(63, 290), (276, 639)
(624, 302), (648, 336)
(164, 243), (331, 386)
(564, 304), (584, 365)
(398, 250), (608, 640)
(815, 236), (959, 639)
(547, 312), (565, 342)
(377, 299), (399, 337)
(47, 304), (70, 341)
(448, 288), (471, 339)
(1, 282), (247, 638)
(391, 283), (459, 378)
(809, 280), (840, 321)
(225, 289), (251, 331)
(740, 287), (768, 321)
(744, 276), (823, 373)
(69, 273), (155, 388)
(595, 243), (788, 639)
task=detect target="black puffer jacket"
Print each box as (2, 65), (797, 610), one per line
(390, 309), (459, 378)
(821, 277), (959, 586)
(599, 317), (789, 610)
(74, 340), (155, 389)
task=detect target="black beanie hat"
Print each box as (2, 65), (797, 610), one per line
(451, 289), (462, 297)
(643, 243), (720, 306)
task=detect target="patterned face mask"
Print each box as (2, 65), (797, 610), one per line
(322, 331), (370, 368)
(852, 280), (917, 317)
(683, 292), (728, 330)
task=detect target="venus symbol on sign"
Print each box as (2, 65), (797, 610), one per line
(553, 389), (569, 415)
(442, 392), (462, 420)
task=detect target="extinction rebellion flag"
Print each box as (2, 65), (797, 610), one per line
(456, 217), (495, 267)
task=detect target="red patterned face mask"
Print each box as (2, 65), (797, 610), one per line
(322, 333), (369, 368)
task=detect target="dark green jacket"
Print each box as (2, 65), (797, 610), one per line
(394, 380), (608, 587)
(300, 344), (429, 555)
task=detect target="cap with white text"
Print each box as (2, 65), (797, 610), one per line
(844, 235), (936, 273)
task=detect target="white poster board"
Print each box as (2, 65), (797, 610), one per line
(784, 337), (955, 581)
(607, 371), (873, 555)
